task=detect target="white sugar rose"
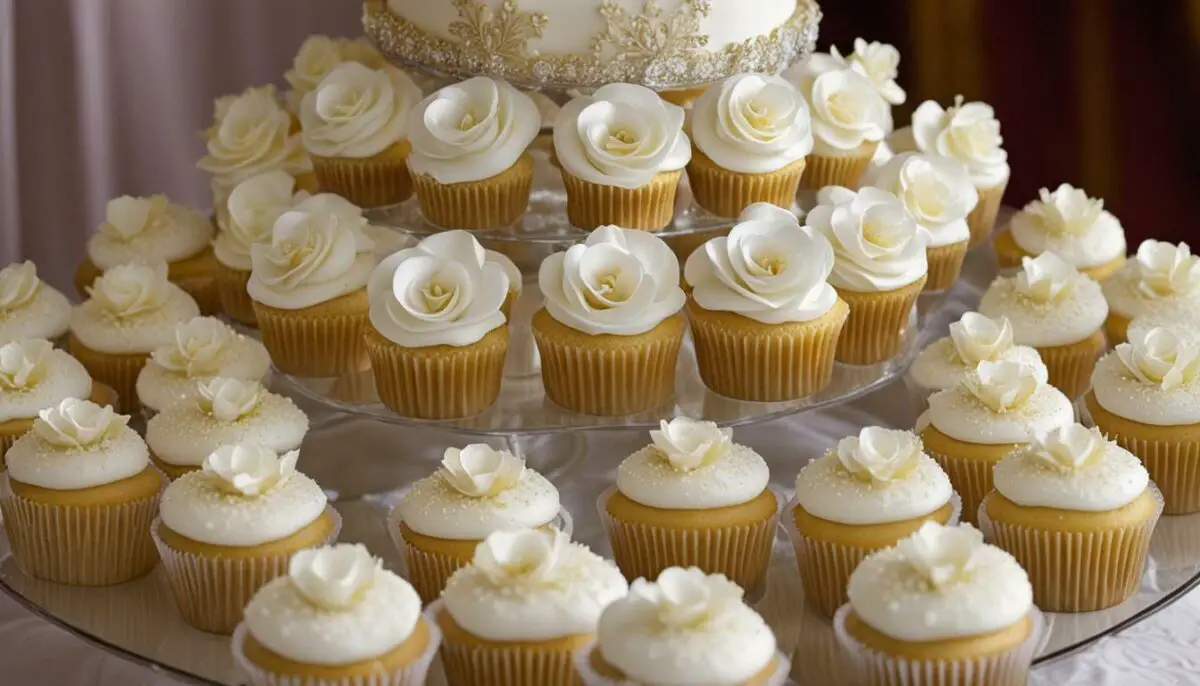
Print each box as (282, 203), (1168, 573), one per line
(649, 417), (733, 472)
(1024, 184), (1104, 237)
(790, 67), (887, 155)
(407, 76), (541, 184)
(199, 85), (309, 188)
(795, 38), (905, 110)
(151, 317), (233, 377)
(288, 543), (379, 611)
(895, 521), (983, 589)
(691, 73), (813, 174)
(439, 443), (525, 498)
(867, 152), (977, 247)
(1015, 252), (1078, 303)
(286, 36), (343, 95)
(964, 360), (1041, 413)
(949, 312), (1016, 365)
(836, 426), (922, 483)
(99, 194), (168, 241)
(300, 62), (422, 159)
(215, 171), (300, 270)
(0, 261), (40, 312)
(1135, 240), (1200, 299)
(87, 263), (171, 318)
(203, 443), (298, 497)
(197, 377), (264, 422)
(910, 96), (1009, 188)
(0, 339), (51, 390)
(539, 226), (685, 336)
(34, 398), (128, 449)
(806, 186), (928, 292)
(627, 567), (744, 629)
(473, 529), (566, 586)
(553, 83), (691, 189)
(1028, 423), (1104, 474)
(1117, 326), (1200, 392)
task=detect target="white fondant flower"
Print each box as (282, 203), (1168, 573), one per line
(0, 339), (51, 391)
(1027, 423), (1104, 474)
(288, 543), (379, 611)
(199, 85), (307, 184)
(836, 426), (922, 483)
(792, 67), (888, 152)
(1135, 240), (1200, 299)
(439, 444), (525, 498)
(1014, 252), (1078, 303)
(300, 62), (422, 159)
(847, 39), (906, 105)
(203, 443), (298, 497)
(86, 263), (171, 318)
(34, 398), (128, 449)
(895, 522), (983, 589)
(99, 194), (168, 242)
(472, 528), (566, 586)
(806, 186), (928, 292)
(285, 36), (344, 97)
(1116, 326), (1200, 392)
(197, 377), (264, 422)
(911, 96), (1008, 187)
(650, 417), (733, 472)
(0, 261), (40, 312)
(867, 152), (978, 240)
(628, 567), (744, 629)
(223, 171), (299, 249)
(690, 73), (813, 174)
(1022, 184), (1104, 237)
(151, 317), (234, 377)
(948, 312), (1014, 365)
(963, 360), (1040, 413)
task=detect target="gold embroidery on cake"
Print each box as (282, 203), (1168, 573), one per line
(447, 0), (547, 68)
(591, 1), (710, 62)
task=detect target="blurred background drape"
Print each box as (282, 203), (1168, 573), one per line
(0, 0), (1195, 291)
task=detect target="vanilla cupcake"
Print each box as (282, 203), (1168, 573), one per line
(687, 74), (813, 218)
(1128, 309), (1200, 345)
(135, 317), (270, 415)
(234, 543), (438, 686)
(0, 261), (71, 343)
(389, 443), (568, 603)
(68, 263), (201, 411)
(1084, 326), (1200, 514)
(577, 567), (790, 686)
(535, 227), (686, 416)
(1, 398), (163, 585)
(786, 427), (958, 617)
(1101, 240), (1200, 343)
(865, 152), (978, 291)
(788, 57), (888, 189)
(301, 62), (423, 207)
(684, 203), (848, 401)
(978, 252), (1108, 397)
(995, 184), (1126, 280)
(432, 529), (627, 686)
(248, 195), (377, 377)
(153, 443), (340, 634)
(407, 77), (540, 229)
(601, 419), (777, 594)
(921, 360), (1074, 524)
(283, 35), (386, 115)
(145, 378), (307, 480)
(981, 423), (1161, 612)
(806, 186), (927, 365)
(555, 84), (690, 230)
(834, 522), (1042, 686)
(364, 231), (513, 419)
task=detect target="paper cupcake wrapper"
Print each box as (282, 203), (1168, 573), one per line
(1086, 405), (1200, 515)
(967, 179), (1008, 249)
(562, 169), (682, 231)
(253, 298), (370, 378)
(977, 484), (1162, 613)
(833, 605), (1044, 686)
(231, 618), (441, 686)
(0, 429), (22, 470)
(686, 149), (806, 219)
(926, 447), (996, 527)
(687, 299), (847, 402)
(311, 148), (414, 208)
(214, 261), (257, 326)
(365, 326), (508, 420)
(799, 144), (877, 190)
(835, 279), (925, 366)
(783, 495), (962, 618)
(597, 485), (780, 596)
(67, 335), (146, 413)
(572, 642), (792, 686)
(924, 240), (970, 293)
(1037, 331), (1105, 399)
(411, 154), (534, 230)
(152, 507), (342, 634)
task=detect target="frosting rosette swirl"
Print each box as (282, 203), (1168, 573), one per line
(867, 152), (978, 247)
(1116, 326), (1200, 392)
(198, 84), (310, 189)
(836, 426), (922, 484)
(788, 65), (888, 155)
(150, 317), (233, 377)
(472, 528), (566, 586)
(1026, 423), (1105, 474)
(806, 186), (928, 291)
(214, 171), (301, 270)
(86, 263), (172, 319)
(98, 194), (168, 242)
(802, 39), (906, 106)
(894, 521), (984, 590)
(439, 444), (525, 498)
(299, 61), (422, 159)
(553, 83), (690, 189)
(1014, 252), (1080, 303)
(909, 96), (1009, 188)
(288, 543), (379, 611)
(203, 443), (299, 497)
(1134, 240), (1200, 299)
(691, 73), (813, 174)
(34, 398), (127, 449)
(649, 417), (733, 472)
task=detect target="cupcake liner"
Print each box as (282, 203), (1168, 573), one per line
(1037, 329), (1105, 399)
(924, 240), (970, 292)
(597, 485), (780, 596)
(364, 325), (509, 420)
(573, 642), (792, 686)
(925, 446), (1001, 527)
(214, 261), (257, 326)
(561, 169), (683, 231)
(411, 155), (534, 230)
(152, 506), (342, 634)
(67, 334), (147, 413)
(0, 472), (165, 586)
(799, 143), (877, 190)
(252, 293), (370, 378)
(832, 605), (1044, 686)
(311, 143), (414, 208)
(967, 179), (1008, 249)
(1104, 312), (1132, 346)
(231, 617), (441, 686)
(783, 495), (962, 618)
(835, 278), (925, 366)
(687, 298), (848, 401)
(532, 310), (684, 417)
(977, 484), (1162, 613)
(686, 149), (806, 219)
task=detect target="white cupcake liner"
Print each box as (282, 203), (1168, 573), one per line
(832, 604), (1045, 686)
(230, 615), (442, 686)
(152, 506), (342, 634)
(977, 483), (1163, 613)
(572, 641), (792, 686)
(782, 494), (962, 618)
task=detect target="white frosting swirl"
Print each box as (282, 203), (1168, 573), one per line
(908, 312), (1048, 392)
(684, 203), (839, 324)
(978, 253), (1109, 347)
(848, 522), (1032, 641)
(910, 96), (1009, 188)
(396, 462), (560, 540)
(214, 171), (301, 271)
(553, 83), (690, 189)
(6, 398), (148, 490)
(928, 360), (1074, 445)
(300, 62), (422, 159)
(284, 36), (386, 113)
(788, 65), (888, 156)
(539, 226), (685, 336)
(806, 186), (928, 292)
(1008, 184), (1126, 269)
(0, 261), (71, 343)
(198, 85), (310, 190)
(1092, 341), (1200, 426)
(71, 264), (201, 354)
(137, 317), (270, 412)
(691, 73), (813, 174)
(0, 340), (93, 422)
(87, 195), (214, 270)
(597, 567), (777, 686)
(866, 152), (977, 247)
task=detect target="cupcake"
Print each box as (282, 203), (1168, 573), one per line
(980, 422), (1162, 612)
(786, 427), (958, 617)
(68, 263), (201, 411)
(407, 77), (540, 229)
(555, 84), (690, 230)
(234, 543), (439, 686)
(978, 251), (1108, 398)
(248, 195), (378, 377)
(389, 443), (567, 603)
(432, 529), (627, 686)
(1, 398), (163, 585)
(921, 360), (1074, 524)
(283, 35), (386, 116)
(576, 567), (791, 686)
(864, 152), (978, 291)
(806, 186), (928, 365)
(535, 227), (686, 416)
(1128, 309), (1200, 345)
(300, 62), (423, 207)
(0, 261), (72, 343)
(1100, 240), (1200, 343)
(153, 443), (340, 633)
(145, 377), (308, 480)
(600, 418), (777, 594)
(135, 316), (270, 415)
(684, 203), (848, 401)
(686, 74), (812, 218)
(1084, 326), (1200, 514)
(834, 522), (1042, 686)
(995, 184), (1126, 280)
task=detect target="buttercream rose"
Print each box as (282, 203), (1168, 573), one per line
(203, 443), (298, 497)
(214, 171), (300, 270)
(87, 263), (172, 319)
(1015, 252), (1079, 303)
(439, 444), (525, 498)
(836, 426), (922, 483)
(0, 338), (51, 391)
(300, 62), (421, 159)
(789, 67), (887, 155)
(288, 543), (379, 611)
(626, 567), (744, 629)
(867, 152), (977, 247)
(151, 317), (234, 377)
(963, 360), (1041, 413)
(1117, 326), (1200, 392)
(949, 312), (1014, 365)
(197, 377), (265, 422)
(894, 521), (983, 589)
(34, 398), (128, 449)
(806, 186), (927, 291)
(1009, 184), (1126, 271)
(473, 529), (566, 586)
(199, 85), (310, 188)
(649, 417), (732, 472)
(691, 74), (813, 174)
(1027, 423), (1105, 474)
(1135, 240), (1200, 299)
(284, 36), (386, 114)
(909, 96), (1009, 188)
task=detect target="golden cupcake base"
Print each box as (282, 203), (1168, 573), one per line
(967, 179), (1008, 249)
(434, 602), (590, 686)
(835, 278), (925, 366)
(920, 423), (1019, 526)
(799, 141), (877, 190)
(993, 229), (1126, 281)
(561, 169), (682, 231)
(686, 148), (806, 219)
(411, 154), (535, 230)
(252, 290), (371, 378)
(311, 140), (414, 208)
(1037, 329), (1106, 399)
(213, 261), (256, 326)
(68, 334), (149, 413)
(925, 240), (970, 292)
(1104, 311), (1132, 345)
